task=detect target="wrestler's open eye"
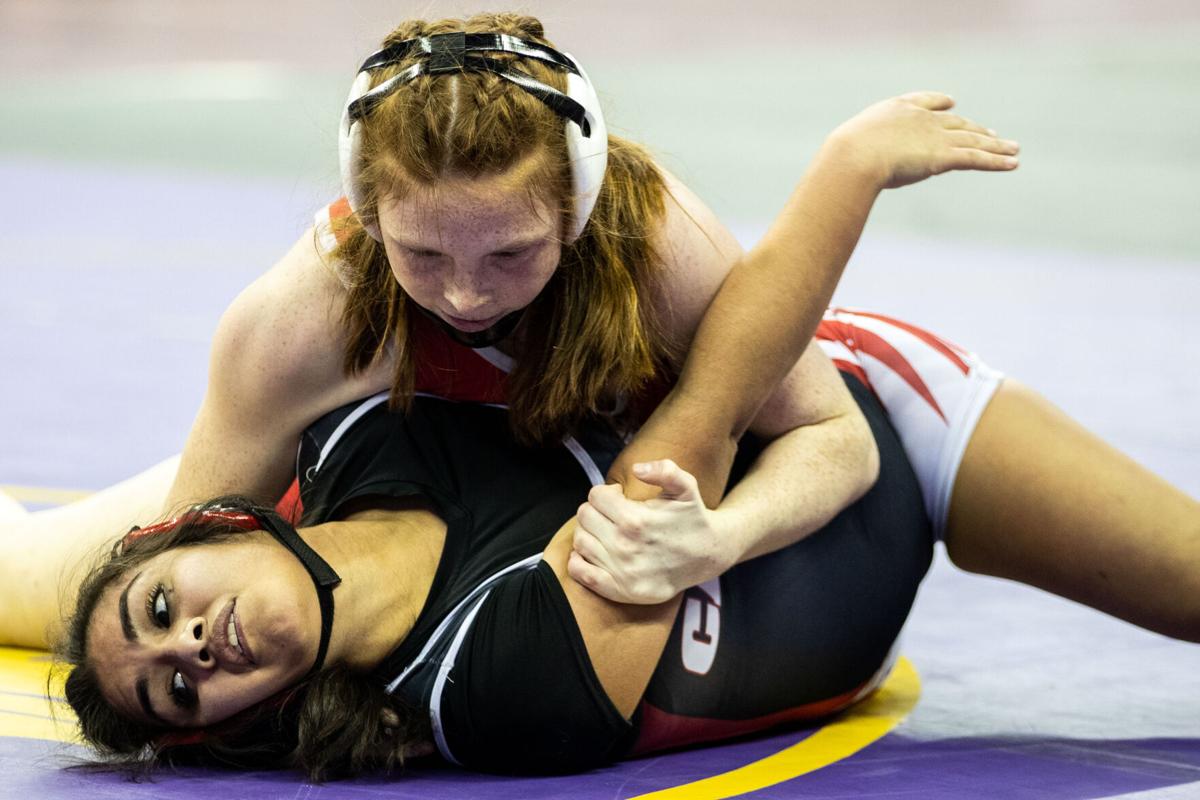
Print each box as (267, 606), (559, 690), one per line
(170, 671), (197, 711)
(145, 584), (170, 628)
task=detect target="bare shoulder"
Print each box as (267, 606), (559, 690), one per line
(169, 230), (393, 505)
(211, 228), (391, 422)
(648, 165), (745, 353)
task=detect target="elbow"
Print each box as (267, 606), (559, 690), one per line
(847, 411), (881, 503)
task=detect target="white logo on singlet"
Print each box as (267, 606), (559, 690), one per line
(681, 578), (721, 675)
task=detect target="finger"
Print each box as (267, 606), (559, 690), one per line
(947, 130), (1019, 155)
(587, 483), (643, 527)
(571, 526), (612, 568)
(632, 459), (700, 501)
(900, 90), (954, 111)
(945, 148), (1020, 172)
(939, 113), (994, 136)
(568, 550), (626, 601)
(576, 500), (621, 544)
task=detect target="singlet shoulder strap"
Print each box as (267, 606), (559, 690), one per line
(313, 197), (358, 289)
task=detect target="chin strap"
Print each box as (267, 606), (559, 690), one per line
(412, 302), (526, 349)
(253, 514), (341, 677)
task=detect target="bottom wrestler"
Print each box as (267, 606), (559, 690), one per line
(60, 306), (1198, 780)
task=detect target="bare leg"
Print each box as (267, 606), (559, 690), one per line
(945, 379), (1200, 642)
(0, 489), (28, 520)
(0, 455), (179, 649)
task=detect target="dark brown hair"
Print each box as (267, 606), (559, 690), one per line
(54, 498), (428, 781)
(329, 12), (675, 444)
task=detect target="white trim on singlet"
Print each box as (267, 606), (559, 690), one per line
(931, 360), (1003, 534)
(429, 590), (492, 766)
(816, 337), (856, 364)
(385, 552), (544, 764)
(562, 436), (605, 487)
(474, 346), (515, 373)
(313, 205), (339, 255)
(383, 553), (543, 695)
(312, 205), (358, 289)
(312, 392), (390, 474)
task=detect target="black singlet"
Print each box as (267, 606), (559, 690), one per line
(296, 375), (932, 774)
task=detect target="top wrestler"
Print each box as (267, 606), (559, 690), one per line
(1, 11), (1023, 647)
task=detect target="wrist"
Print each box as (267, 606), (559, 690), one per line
(708, 507), (747, 573)
(815, 129), (889, 195)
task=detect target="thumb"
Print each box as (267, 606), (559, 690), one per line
(631, 459), (700, 501)
(902, 90), (954, 111)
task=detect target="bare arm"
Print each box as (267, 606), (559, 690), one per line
(543, 519), (681, 716)
(567, 161), (879, 602)
(573, 92), (1019, 602)
(666, 91), (1020, 446)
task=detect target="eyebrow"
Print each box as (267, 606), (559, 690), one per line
(136, 677), (168, 726)
(118, 572), (141, 642)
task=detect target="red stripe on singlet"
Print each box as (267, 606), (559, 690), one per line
(838, 309), (970, 375)
(276, 481), (304, 524)
(410, 314), (509, 403)
(819, 319), (947, 422)
(327, 196), (354, 246)
(630, 680), (871, 756)
(830, 358), (871, 390)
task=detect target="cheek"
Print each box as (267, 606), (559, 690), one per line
(507, 249), (562, 302)
(388, 258), (431, 295)
(200, 668), (292, 726)
(383, 247), (444, 298)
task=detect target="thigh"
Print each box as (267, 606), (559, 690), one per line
(945, 379), (1200, 641)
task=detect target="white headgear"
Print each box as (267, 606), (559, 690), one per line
(338, 32), (608, 243)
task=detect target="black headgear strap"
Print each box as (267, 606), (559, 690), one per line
(252, 512), (341, 679)
(347, 32), (592, 137)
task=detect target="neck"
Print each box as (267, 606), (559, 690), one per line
(301, 502), (447, 671)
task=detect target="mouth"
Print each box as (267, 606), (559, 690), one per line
(213, 598), (254, 667)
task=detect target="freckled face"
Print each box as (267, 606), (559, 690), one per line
(377, 164), (563, 336)
(86, 532), (321, 729)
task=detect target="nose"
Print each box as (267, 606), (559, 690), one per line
(443, 269), (492, 317)
(167, 615), (215, 669)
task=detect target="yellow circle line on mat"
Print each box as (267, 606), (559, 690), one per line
(1, 484), (93, 506)
(0, 647), (76, 744)
(629, 656), (921, 800)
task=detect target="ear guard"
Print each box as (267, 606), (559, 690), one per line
(338, 31), (608, 243)
(121, 506), (340, 680)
